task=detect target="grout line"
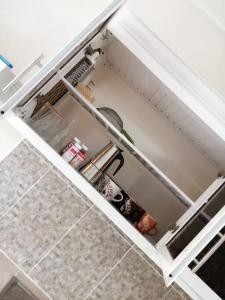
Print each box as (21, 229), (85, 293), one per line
(132, 245), (163, 277)
(50, 166), (94, 209)
(24, 136), (94, 208)
(22, 139), (99, 207)
(84, 246), (133, 300)
(0, 166), (52, 222)
(93, 206), (133, 247)
(172, 286), (188, 300)
(22, 140), (52, 169)
(162, 284), (187, 299)
(0, 139), (25, 163)
(24, 138), (94, 209)
(162, 287), (173, 299)
(0, 249), (53, 300)
(28, 206), (93, 274)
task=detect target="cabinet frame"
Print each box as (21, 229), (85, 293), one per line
(1, 3), (225, 298)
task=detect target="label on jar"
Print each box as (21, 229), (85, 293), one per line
(62, 145), (79, 162)
(70, 153), (85, 169)
(59, 142), (73, 155)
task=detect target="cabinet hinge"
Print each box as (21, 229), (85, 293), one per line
(169, 223), (179, 233)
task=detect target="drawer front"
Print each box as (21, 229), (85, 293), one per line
(157, 177), (225, 286)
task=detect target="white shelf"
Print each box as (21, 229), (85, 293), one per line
(61, 76), (194, 208)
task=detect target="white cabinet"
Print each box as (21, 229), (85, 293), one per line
(1, 1), (225, 298)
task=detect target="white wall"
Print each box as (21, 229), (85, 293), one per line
(194, 0), (225, 31)
(126, 0), (225, 99)
(0, 0), (113, 75)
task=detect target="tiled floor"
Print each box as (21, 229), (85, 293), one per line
(0, 251), (51, 300)
(0, 141), (190, 299)
(30, 209), (130, 299)
(0, 142), (49, 217)
(87, 249), (168, 300)
(0, 168), (89, 271)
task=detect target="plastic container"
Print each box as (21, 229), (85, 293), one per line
(60, 137), (81, 155)
(62, 139), (82, 163)
(70, 144), (88, 169)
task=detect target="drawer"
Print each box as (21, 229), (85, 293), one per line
(188, 227), (225, 299)
(1, 1), (225, 294)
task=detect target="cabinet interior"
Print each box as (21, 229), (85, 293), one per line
(188, 211), (225, 300)
(14, 29), (225, 245)
(196, 240), (225, 299)
(167, 183), (225, 259)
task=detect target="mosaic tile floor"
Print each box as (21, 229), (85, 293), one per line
(0, 141), (190, 299)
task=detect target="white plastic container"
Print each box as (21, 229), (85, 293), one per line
(62, 140), (82, 162)
(70, 144), (88, 169)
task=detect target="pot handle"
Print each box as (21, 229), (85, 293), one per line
(112, 150), (124, 176)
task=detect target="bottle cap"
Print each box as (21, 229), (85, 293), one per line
(75, 143), (82, 150)
(82, 144), (88, 152)
(74, 137), (81, 144)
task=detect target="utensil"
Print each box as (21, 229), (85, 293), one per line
(80, 142), (124, 183)
(97, 107), (134, 144)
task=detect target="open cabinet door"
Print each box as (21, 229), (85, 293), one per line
(0, 0), (124, 114)
(107, 6), (225, 287)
